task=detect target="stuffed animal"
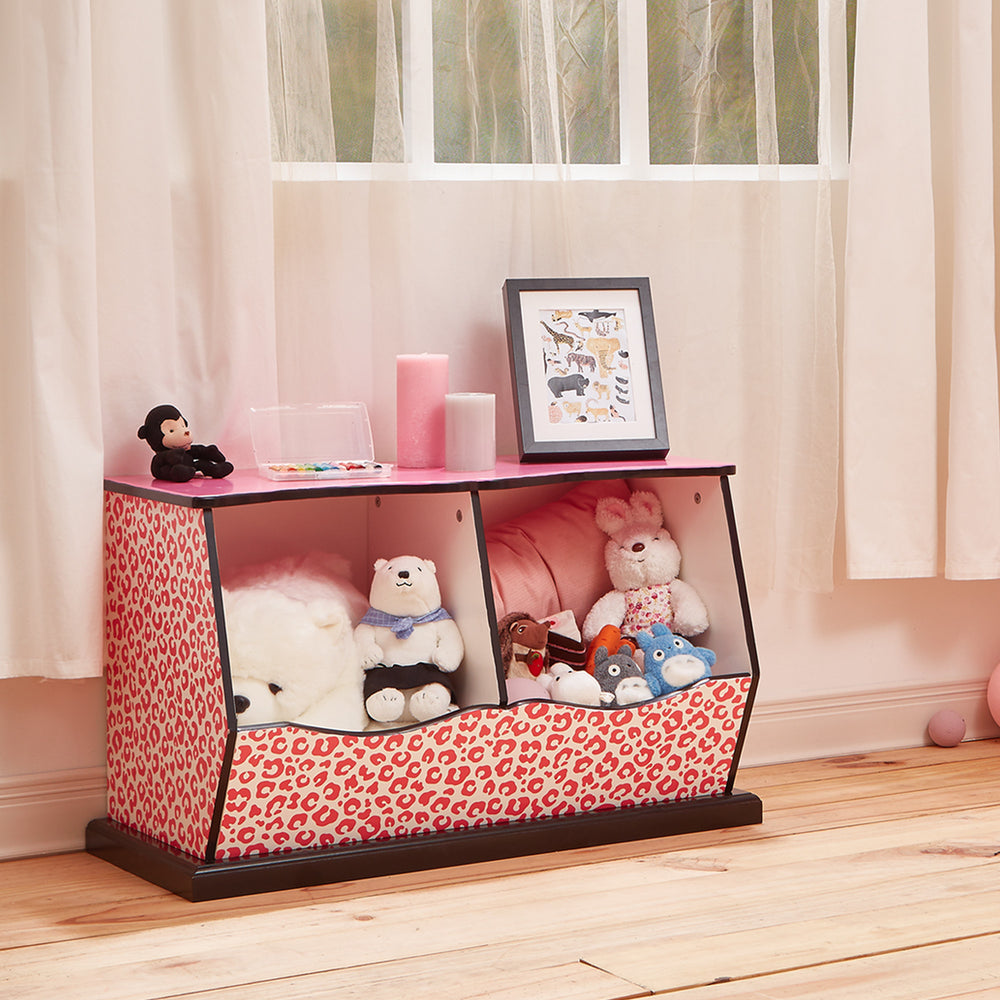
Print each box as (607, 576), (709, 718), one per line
(544, 662), (602, 706)
(138, 403), (233, 481)
(587, 624), (652, 706)
(497, 612), (551, 681)
(354, 555), (463, 727)
(636, 623), (716, 697)
(497, 610), (598, 705)
(582, 491), (708, 642)
(221, 553), (369, 731)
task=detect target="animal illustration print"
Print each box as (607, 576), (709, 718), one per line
(537, 308), (636, 424)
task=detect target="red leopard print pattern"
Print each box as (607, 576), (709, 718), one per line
(104, 492), (228, 859)
(214, 676), (750, 859)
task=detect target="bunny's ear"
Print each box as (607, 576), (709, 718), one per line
(629, 491), (663, 529)
(595, 496), (631, 535)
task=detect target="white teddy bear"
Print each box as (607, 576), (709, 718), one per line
(354, 555), (464, 727)
(582, 491), (709, 643)
(222, 553), (369, 731)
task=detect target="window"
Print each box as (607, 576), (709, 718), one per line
(648, 2), (824, 165)
(433, 0), (620, 165)
(325, 0), (404, 163)
(268, 0), (855, 175)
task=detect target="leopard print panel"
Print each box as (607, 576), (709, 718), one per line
(214, 676), (750, 859)
(104, 492), (228, 859)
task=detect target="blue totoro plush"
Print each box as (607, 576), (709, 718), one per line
(636, 622), (716, 697)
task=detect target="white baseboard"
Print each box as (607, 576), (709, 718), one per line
(740, 679), (1000, 767)
(0, 767), (107, 861)
(0, 682), (997, 860)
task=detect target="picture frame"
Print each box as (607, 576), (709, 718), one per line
(502, 277), (669, 462)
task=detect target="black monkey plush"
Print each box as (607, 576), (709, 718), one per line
(137, 404), (234, 482)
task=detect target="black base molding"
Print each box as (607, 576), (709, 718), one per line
(86, 791), (762, 902)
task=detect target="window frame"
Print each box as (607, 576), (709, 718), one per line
(271, 0), (851, 183)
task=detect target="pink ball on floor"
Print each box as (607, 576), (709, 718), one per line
(989, 663), (1000, 728)
(928, 709), (966, 748)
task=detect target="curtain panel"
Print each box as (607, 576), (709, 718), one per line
(843, 0), (1000, 580)
(0, 0), (278, 680)
(0, 3), (104, 679)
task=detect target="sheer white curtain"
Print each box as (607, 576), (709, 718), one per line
(843, 0), (1000, 579)
(267, 0), (841, 594)
(0, 4), (104, 679)
(0, 2), (278, 679)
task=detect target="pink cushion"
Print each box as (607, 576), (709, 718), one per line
(485, 479), (629, 622)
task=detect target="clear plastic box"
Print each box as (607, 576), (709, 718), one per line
(249, 403), (390, 480)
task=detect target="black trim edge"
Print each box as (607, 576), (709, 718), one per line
(87, 789), (762, 902)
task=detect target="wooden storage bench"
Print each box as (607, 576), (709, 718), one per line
(87, 457), (761, 900)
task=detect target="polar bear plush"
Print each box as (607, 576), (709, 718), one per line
(222, 553), (369, 731)
(354, 555), (464, 727)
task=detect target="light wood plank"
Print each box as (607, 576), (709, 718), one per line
(653, 934), (1000, 999)
(582, 885), (1000, 992)
(164, 958), (651, 1000)
(735, 738), (1000, 790)
(2, 777), (997, 953)
(747, 747), (1000, 813)
(9, 801), (999, 949)
(3, 805), (998, 999)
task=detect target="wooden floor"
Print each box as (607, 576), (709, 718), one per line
(3, 740), (999, 1000)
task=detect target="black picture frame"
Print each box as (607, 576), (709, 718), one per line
(502, 277), (669, 462)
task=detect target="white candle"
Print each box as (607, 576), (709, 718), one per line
(396, 354), (449, 468)
(445, 393), (496, 472)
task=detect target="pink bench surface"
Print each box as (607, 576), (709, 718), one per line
(105, 456), (736, 505)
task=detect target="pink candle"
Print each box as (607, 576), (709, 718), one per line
(396, 354), (448, 468)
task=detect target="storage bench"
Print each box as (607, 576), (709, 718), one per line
(87, 457), (761, 900)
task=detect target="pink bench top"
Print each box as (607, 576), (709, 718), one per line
(104, 456), (735, 508)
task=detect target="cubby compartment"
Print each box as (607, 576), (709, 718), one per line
(480, 473), (753, 682)
(211, 490), (503, 715)
(89, 459), (761, 900)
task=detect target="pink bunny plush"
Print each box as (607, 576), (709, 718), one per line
(581, 491), (709, 643)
